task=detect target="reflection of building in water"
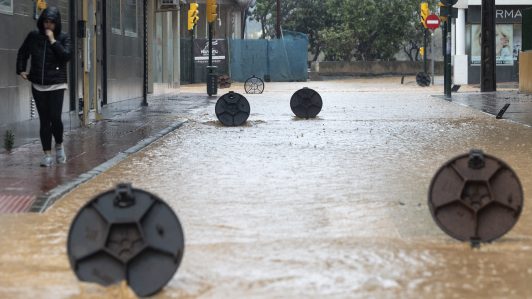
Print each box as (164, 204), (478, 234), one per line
(453, 0), (531, 84)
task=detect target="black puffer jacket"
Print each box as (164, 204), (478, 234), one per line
(16, 7), (71, 85)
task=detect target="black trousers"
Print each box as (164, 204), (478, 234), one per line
(31, 87), (65, 152)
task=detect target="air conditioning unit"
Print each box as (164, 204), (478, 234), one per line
(158, 0), (181, 10)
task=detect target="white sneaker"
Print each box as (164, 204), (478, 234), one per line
(56, 146), (67, 164)
(40, 155), (53, 167)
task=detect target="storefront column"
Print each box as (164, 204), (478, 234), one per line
(454, 8), (468, 84)
(147, 0), (155, 94)
(161, 12), (169, 84)
(452, 20), (456, 56)
(172, 10), (180, 88)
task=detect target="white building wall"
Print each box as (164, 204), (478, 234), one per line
(454, 8), (469, 84)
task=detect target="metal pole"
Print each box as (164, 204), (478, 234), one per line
(431, 31), (435, 85)
(191, 26), (195, 83)
(82, 0), (90, 125)
(102, 0), (108, 106)
(69, 0), (78, 113)
(276, 0), (281, 38)
(423, 29), (428, 73)
(481, 0), (496, 92)
(444, 19), (452, 98)
(206, 21), (213, 95)
(142, 0), (148, 106)
(209, 23), (213, 67)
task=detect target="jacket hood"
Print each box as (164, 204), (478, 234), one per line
(37, 7), (62, 36)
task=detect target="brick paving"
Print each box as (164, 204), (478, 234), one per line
(0, 93), (210, 213)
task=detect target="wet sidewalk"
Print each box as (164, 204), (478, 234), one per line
(448, 90), (532, 127)
(0, 93), (211, 213)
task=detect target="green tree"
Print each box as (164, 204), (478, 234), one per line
(251, 0), (328, 61)
(250, 0), (295, 39)
(283, 0), (332, 62)
(323, 0), (423, 61)
(251, 0), (427, 62)
(319, 26), (356, 61)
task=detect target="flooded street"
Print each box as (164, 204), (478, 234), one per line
(1, 79), (531, 298)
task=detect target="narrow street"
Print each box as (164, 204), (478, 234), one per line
(0, 78), (531, 298)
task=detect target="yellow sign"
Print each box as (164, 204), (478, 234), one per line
(207, 0), (217, 23)
(420, 2), (430, 29)
(188, 3), (199, 31)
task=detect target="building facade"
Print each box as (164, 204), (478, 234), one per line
(0, 1), (71, 125)
(453, 0), (532, 84)
(0, 0), (147, 125)
(0, 0), (245, 126)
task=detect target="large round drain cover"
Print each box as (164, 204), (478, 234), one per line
(290, 88), (323, 118)
(416, 72), (431, 87)
(428, 150), (523, 243)
(67, 183), (185, 297)
(215, 91), (251, 126)
(244, 76), (265, 94)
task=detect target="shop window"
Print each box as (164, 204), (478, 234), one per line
(471, 24), (515, 65)
(111, 0), (122, 35)
(124, 0), (137, 37)
(0, 0), (13, 15)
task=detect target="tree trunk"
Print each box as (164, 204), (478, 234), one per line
(312, 48), (320, 62)
(261, 16), (267, 39)
(403, 45), (414, 62)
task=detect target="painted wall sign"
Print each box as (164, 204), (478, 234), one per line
(468, 5), (531, 24)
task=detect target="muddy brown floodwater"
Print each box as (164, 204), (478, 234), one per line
(1, 79), (531, 298)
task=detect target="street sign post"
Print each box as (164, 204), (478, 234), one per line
(425, 14), (440, 86)
(206, 0), (218, 96)
(481, 0), (497, 92)
(439, 0), (457, 99)
(431, 32), (435, 85)
(425, 14), (440, 30)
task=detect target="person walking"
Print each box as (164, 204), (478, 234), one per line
(16, 6), (71, 167)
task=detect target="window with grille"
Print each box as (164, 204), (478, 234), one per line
(0, 0), (13, 15)
(124, 0), (137, 37)
(111, 0), (122, 34)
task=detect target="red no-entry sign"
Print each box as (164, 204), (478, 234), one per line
(425, 14), (441, 30)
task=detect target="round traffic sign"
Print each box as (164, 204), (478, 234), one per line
(425, 14), (441, 30)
